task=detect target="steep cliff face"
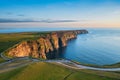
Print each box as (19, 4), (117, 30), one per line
(7, 30), (88, 59)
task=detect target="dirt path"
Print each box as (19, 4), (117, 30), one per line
(0, 52), (10, 60)
(0, 59), (33, 73)
(53, 60), (120, 71)
(0, 59), (120, 74)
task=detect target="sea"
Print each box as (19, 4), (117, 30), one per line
(1, 28), (120, 65)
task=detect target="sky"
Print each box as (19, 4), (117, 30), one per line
(0, 0), (120, 28)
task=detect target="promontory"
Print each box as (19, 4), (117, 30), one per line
(5, 30), (88, 59)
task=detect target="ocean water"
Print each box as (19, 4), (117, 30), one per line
(0, 28), (120, 65)
(60, 29), (120, 65)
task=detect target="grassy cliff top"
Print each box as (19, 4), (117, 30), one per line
(0, 32), (50, 53)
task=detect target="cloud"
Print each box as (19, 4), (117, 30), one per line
(0, 18), (35, 23)
(5, 12), (25, 17)
(6, 12), (13, 15)
(0, 18), (77, 23)
(42, 19), (77, 23)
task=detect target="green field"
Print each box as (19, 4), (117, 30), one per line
(0, 32), (120, 67)
(0, 57), (5, 63)
(0, 32), (49, 53)
(71, 60), (120, 68)
(0, 32), (120, 80)
(102, 62), (120, 68)
(0, 32), (49, 62)
(0, 62), (120, 80)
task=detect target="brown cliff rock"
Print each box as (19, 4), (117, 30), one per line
(50, 33), (59, 49)
(8, 41), (31, 57)
(6, 30), (88, 59)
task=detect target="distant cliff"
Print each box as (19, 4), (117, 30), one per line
(6, 30), (88, 59)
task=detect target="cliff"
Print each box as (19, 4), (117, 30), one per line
(6, 30), (88, 59)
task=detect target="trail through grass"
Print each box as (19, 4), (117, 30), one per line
(0, 62), (120, 80)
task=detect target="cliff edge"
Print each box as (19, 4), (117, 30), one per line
(6, 30), (88, 59)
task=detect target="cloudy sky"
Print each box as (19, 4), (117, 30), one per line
(0, 0), (120, 28)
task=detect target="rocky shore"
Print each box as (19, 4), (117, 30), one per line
(6, 30), (88, 59)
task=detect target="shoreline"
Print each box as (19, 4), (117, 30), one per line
(0, 30), (120, 71)
(67, 59), (120, 68)
(0, 58), (120, 74)
(3, 30), (88, 59)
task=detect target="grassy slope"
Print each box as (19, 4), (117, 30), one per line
(0, 62), (120, 80)
(0, 57), (5, 63)
(102, 62), (120, 68)
(0, 32), (49, 53)
(68, 72), (117, 80)
(0, 32), (120, 80)
(0, 62), (71, 80)
(0, 32), (49, 62)
(0, 32), (120, 67)
(80, 62), (120, 68)
(71, 60), (120, 68)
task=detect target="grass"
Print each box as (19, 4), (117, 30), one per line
(67, 71), (118, 80)
(77, 69), (120, 80)
(102, 62), (120, 68)
(70, 60), (120, 68)
(0, 31), (120, 80)
(0, 57), (6, 63)
(0, 62), (120, 80)
(0, 32), (49, 53)
(0, 32), (49, 62)
(0, 62), (71, 80)
(0, 66), (27, 80)
(0, 31), (120, 67)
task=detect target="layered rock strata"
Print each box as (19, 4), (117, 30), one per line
(7, 30), (88, 59)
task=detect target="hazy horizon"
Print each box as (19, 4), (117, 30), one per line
(0, 0), (120, 28)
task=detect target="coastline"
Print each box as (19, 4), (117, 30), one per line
(67, 59), (120, 68)
(0, 58), (120, 74)
(0, 29), (120, 72)
(3, 30), (88, 59)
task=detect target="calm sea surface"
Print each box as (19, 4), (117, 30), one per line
(60, 29), (120, 65)
(0, 28), (120, 65)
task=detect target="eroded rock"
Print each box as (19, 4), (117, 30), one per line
(6, 30), (88, 59)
